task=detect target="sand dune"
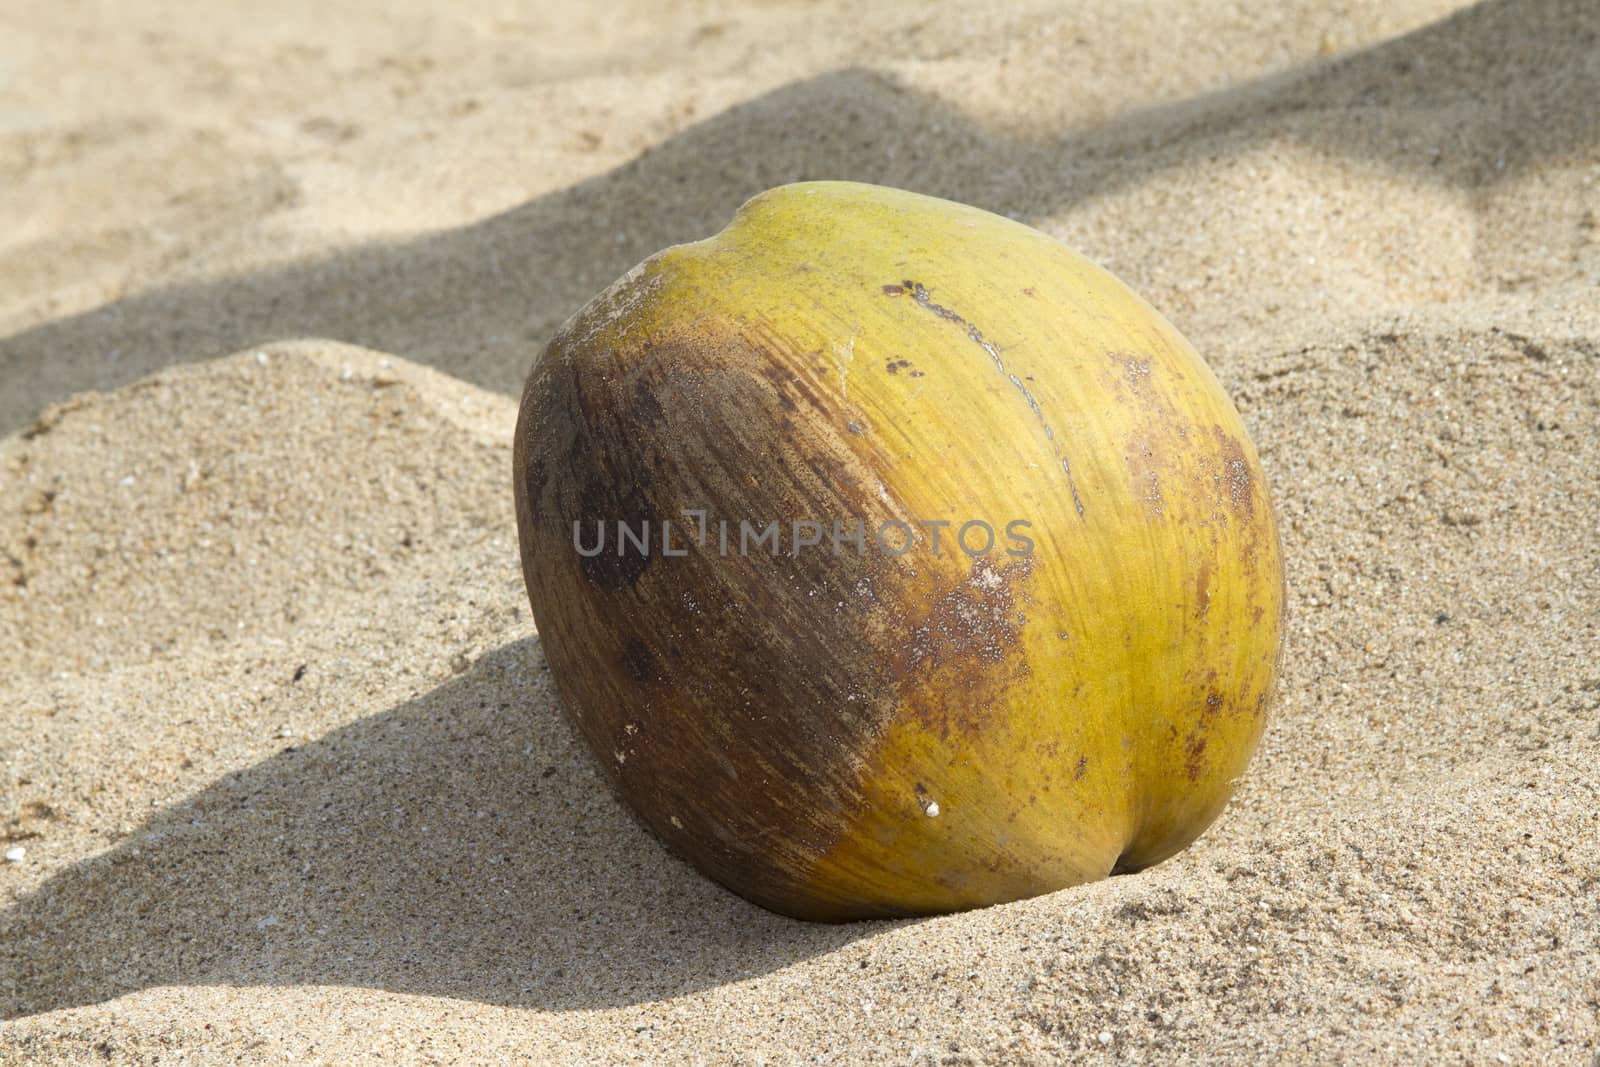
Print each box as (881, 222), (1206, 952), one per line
(3, 0), (1597, 1062)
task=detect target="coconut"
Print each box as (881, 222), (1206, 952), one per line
(513, 181), (1286, 921)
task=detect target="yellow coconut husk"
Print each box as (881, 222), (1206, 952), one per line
(514, 181), (1286, 921)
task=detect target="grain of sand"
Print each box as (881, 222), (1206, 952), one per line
(2, 1), (1598, 1063)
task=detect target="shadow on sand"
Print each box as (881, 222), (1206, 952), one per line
(0, 639), (878, 1018)
(2, 0), (1594, 433)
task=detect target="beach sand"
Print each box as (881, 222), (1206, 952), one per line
(2, 0), (1597, 1062)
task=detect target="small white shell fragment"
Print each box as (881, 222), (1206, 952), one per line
(4, 846), (24, 863)
(924, 800), (940, 818)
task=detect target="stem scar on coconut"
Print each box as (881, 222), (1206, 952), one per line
(513, 180), (1286, 922)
